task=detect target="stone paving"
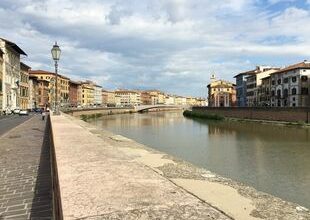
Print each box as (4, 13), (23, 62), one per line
(0, 115), (52, 220)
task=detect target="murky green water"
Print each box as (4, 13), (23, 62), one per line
(88, 111), (310, 208)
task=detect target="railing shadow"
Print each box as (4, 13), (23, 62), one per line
(30, 118), (53, 219)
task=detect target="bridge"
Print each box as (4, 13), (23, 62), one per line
(135, 105), (186, 112)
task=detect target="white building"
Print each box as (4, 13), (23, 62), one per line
(270, 61), (310, 107)
(0, 38), (27, 113)
(114, 90), (141, 107)
(245, 66), (279, 107)
(165, 95), (175, 105)
(94, 84), (102, 106)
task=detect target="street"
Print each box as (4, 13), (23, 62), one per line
(0, 114), (34, 137)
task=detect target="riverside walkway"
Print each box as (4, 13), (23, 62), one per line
(0, 116), (52, 219)
(51, 114), (310, 220)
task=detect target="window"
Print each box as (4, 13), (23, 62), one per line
(277, 89), (281, 97)
(292, 76), (297, 83)
(293, 97), (295, 101)
(301, 87), (308, 95)
(271, 80), (275, 85)
(283, 78), (288, 83)
(284, 89), (288, 97)
(292, 103), (296, 107)
(271, 90), (275, 96)
(301, 76), (308, 82)
(292, 88), (297, 95)
(277, 79), (281, 85)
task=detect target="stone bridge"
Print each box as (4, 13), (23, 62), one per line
(135, 105), (184, 112)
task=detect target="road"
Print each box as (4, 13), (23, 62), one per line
(0, 114), (34, 136)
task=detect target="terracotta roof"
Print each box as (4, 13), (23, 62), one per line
(0, 38), (27, 56)
(29, 69), (70, 80)
(115, 90), (138, 94)
(271, 61), (310, 75)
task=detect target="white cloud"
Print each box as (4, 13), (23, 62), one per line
(0, 0), (309, 97)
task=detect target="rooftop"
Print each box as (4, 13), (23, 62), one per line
(0, 38), (27, 56)
(271, 61), (310, 75)
(29, 69), (70, 80)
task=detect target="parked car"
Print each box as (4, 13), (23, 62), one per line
(19, 110), (29, 116)
(13, 109), (20, 114)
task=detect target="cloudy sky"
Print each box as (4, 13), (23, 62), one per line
(1, 0), (310, 97)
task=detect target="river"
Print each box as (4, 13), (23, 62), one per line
(88, 111), (310, 208)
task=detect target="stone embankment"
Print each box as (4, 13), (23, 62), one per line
(192, 107), (310, 125)
(49, 113), (310, 219)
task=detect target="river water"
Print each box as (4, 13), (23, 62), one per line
(88, 111), (310, 208)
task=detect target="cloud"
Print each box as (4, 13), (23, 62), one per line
(0, 0), (309, 97)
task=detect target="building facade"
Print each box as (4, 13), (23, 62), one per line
(69, 81), (80, 107)
(28, 75), (39, 109)
(270, 61), (310, 107)
(80, 82), (95, 107)
(0, 49), (3, 113)
(94, 84), (103, 106)
(19, 62), (30, 109)
(234, 70), (255, 107)
(258, 76), (271, 106)
(207, 80), (236, 107)
(29, 70), (69, 109)
(114, 90), (141, 107)
(0, 38), (27, 113)
(246, 66), (279, 107)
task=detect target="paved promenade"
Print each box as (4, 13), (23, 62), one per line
(0, 116), (52, 219)
(51, 114), (310, 220)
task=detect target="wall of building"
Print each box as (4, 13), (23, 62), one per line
(192, 107), (310, 123)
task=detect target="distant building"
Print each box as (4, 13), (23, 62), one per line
(165, 95), (175, 105)
(28, 75), (39, 109)
(29, 70), (70, 107)
(234, 70), (257, 107)
(259, 76), (271, 106)
(270, 61), (310, 107)
(245, 66), (279, 107)
(207, 80), (236, 107)
(140, 91), (152, 105)
(19, 62), (30, 109)
(175, 96), (187, 106)
(37, 79), (49, 108)
(79, 82), (95, 107)
(114, 90), (141, 107)
(94, 84), (102, 106)
(69, 81), (80, 107)
(0, 38), (27, 113)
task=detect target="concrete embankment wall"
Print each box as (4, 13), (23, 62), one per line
(47, 113), (310, 219)
(65, 107), (134, 117)
(192, 107), (310, 123)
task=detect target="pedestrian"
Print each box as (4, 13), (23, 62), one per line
(42, 110), (46, 120)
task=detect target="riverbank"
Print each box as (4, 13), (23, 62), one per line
(192, 107), (310, 124)
(187, 108), (310, 127)
(50, 113), (309, 219)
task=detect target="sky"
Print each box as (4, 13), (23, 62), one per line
(0, 0), (310, 97)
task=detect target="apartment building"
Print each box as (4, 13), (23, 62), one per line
(259, 76), (271, 106)
(94, 84), (102, 106)
(19, 62), (30, 109)
(245, 66), (279, 107)
(28, 75), (39, 109)
(234, 70), (256, 107)
(80, 82), (95, 107)
(0, 38), (27, 113)
(37, 79), (50, 108)
(29, 70), (70, 107)
(114, 90), (141, 107)
(270, 61), (310, 107)
(165, 95), (175, 105)
(175, 96), (187, 106)
(207, 80), (236, 107)
(69, 80), (81, 107)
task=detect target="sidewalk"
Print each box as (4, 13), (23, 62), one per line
(0, 116), (52, 219)
(51, 114), (231, 220)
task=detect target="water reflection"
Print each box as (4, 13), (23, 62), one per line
(89, 111), (310, 208)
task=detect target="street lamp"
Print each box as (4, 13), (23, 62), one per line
(51, 42), (61, 115)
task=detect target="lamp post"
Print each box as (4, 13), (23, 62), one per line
(51, 42), (61, 115)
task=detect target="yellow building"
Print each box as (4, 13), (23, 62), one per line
(80, 82), (95, 106)
(207, 80), (236, 107)
(19, 62), (30, 109)
(29, 70), (70, 108)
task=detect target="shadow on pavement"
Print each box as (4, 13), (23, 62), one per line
(30, 118), (53, 219)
